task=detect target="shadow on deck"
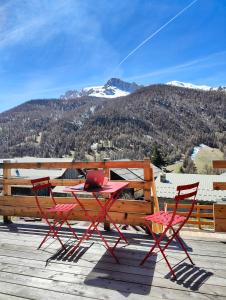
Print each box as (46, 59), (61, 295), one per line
(0, 221), (223, 300)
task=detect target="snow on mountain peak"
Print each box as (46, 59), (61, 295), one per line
(166, 81), (215, 91)
(60, 78), (142, 100)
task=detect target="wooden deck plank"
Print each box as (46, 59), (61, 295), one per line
(0, 254), (225, 294)
(1, 236), (225, 260)
(0, 293), (28, 300)
(0, 222), (226, 300)
(0, 231), (226, 261)
(0, 271), (224, 300)
(0, 240), (225, 294)
(0, 281), (94, 300)
(0, 235), (225, 267)
(0, 237), (226, 267)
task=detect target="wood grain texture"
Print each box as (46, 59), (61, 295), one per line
(213, 182), (226, 190)
(0, 221), (226, 299)
(213, 160), (226, 169)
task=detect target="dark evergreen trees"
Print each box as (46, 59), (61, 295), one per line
(0, 84), (225, 167)
(151, 144), (166, 168)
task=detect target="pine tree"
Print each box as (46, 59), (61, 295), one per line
(151, 144), (165, 168)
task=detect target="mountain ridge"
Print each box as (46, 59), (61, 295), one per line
(167, 80), (226, 91)
(0, 83), (225, 164)
(60, 78), (142, 100)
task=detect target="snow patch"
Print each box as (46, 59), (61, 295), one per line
(191, 144), (208, 160)
(91, 143), (98, 151)
(90, 105), (96, 114)
(166, 81), (216, 91)
(84, 85), (129, 98)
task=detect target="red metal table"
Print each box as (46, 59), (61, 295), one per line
(64, 181), (129, 262)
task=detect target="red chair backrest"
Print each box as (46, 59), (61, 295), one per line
(169, 182), (199, 227)
(31, 177), (56, 215)
(175, 182), (199, 202)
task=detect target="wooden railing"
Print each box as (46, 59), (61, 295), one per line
(164, 203), (214, 229)
(213, 160), (226, 190)
(213, 160), (226, 232)
(0, 159), (161, 231)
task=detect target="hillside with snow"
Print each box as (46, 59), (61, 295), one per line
(167, 80), (226, 91)
(60, 78), (142, 100)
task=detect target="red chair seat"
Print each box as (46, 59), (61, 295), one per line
(47, 203), (77, 213)
(144, 211), (186, 226)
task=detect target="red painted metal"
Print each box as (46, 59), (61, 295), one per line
(140, 181), (199, 279)
(31, 177), (78, 250)
(64, 181), (129, 262)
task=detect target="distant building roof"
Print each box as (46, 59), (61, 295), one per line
(111, 163), (161, 181)
(156, 173), (226, 203)
(0, 156), (73, 180)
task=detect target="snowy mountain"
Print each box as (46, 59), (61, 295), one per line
(60, 78), (142, 100)
(166, 80), (226, 91)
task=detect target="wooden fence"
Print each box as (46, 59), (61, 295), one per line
(0, 159), (161, 231)
(213, 160), (226, 232)
(164, 203), (214, 229)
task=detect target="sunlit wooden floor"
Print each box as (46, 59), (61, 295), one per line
(0, 220), (226, 300)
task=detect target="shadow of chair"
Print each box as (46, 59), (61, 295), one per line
(165, 262), (214, 290)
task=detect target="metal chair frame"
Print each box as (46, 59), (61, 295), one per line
(69, 188), (128, 262)
(140, 182), (199, 279)
(31, 177), (78, 250)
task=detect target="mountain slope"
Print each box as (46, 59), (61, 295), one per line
(0, 84), (225, 162)
(167, 80), (226, 91)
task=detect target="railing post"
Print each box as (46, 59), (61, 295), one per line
(3, 160), (12, 223)
(197, 203), (201, 230)
(103, 158), (111, 231)
(144, 158), (161, 233)
(144, 158), (151, 203)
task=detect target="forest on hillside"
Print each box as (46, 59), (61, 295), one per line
(0, 84), (225, 172)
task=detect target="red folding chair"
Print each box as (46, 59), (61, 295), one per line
(140, 182), (199, 279)
(31, 177), (79, 250)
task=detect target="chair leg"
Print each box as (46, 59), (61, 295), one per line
(140, 223), (158, 265)
(171, 227), (194, 265)
(38, 228), (51, 249)
(140, 222), (177, 279)
(39, 219), (67, 251)
(66, 220), (79, 239)
(58, 210), (79, 240)
(38, 220), (56, 249)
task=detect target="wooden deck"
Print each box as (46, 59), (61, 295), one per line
(0, 220), (226, 300)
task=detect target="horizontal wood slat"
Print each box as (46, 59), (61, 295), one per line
(0, 196), (152, 214)
(166, 204), (213, 210)
(172, 212), (213, 218)
(1, 178), (145, 189)
(213, 160), (226, 169)
(1, 160), (147, 170)
(0, 206), (148, 225)
(164, 203), (214, 228)
(213, 182), (226, 190)
(187, 220), (214, 225)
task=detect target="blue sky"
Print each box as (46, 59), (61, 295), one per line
(0, 0), (226, 112)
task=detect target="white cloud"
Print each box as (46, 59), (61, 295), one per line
(0, 0), (96, 48)
(0, 0), (120, 105)
(126, 51), (226, 81)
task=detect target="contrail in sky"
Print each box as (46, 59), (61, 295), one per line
(117, 0), (199, 67)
